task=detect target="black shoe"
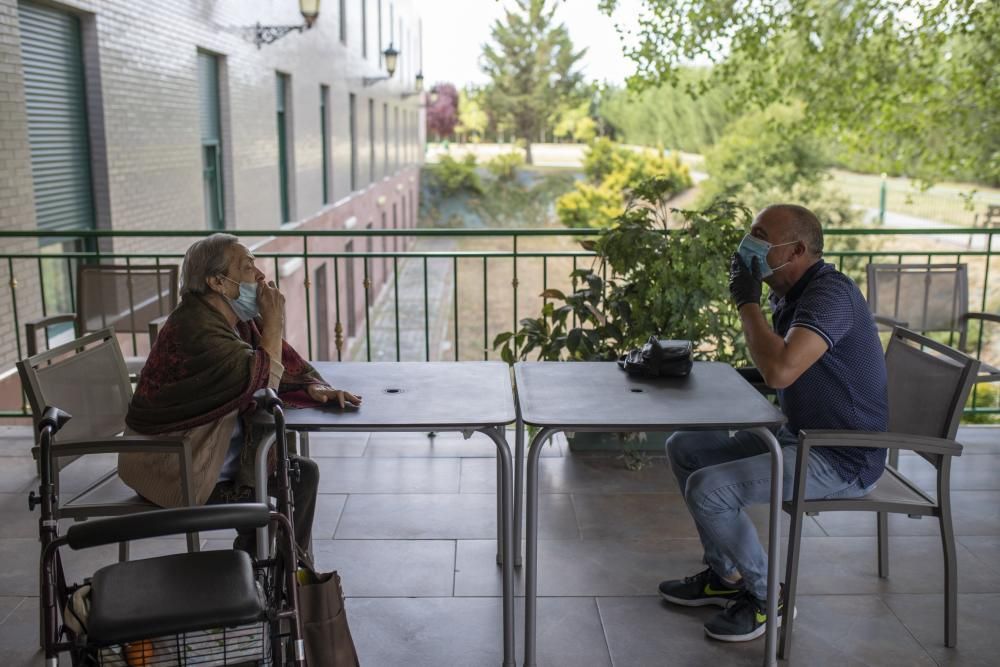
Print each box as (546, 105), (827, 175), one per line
(703, 588), (796, 642)
(658, 567), (743, 608)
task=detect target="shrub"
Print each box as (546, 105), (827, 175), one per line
(496, 179), (750, 365)
(427, 153), (482, 196)
(485, 152), (525, 182)
(558, 140), (693, 229)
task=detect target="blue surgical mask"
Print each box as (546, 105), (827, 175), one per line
(221, 276), (260, 321)
(736, 234), (798, 279)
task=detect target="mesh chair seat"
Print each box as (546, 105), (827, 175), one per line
(835, 468), (934, 508)
(63, 471), (158, 516)
(88, 549), (264, 645)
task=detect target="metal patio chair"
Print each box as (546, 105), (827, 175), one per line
(866, 263), (999, 383)
(17, 328), (199, 559)
(780, 327), (980, 658)
(24, 263), (179, 376)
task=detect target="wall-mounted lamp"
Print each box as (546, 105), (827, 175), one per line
(401, 72), (424, 99)
(253, 0), (321, 48)
(363, 44), (399, 86)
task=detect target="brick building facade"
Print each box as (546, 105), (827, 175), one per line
(0, 0), (425, 411)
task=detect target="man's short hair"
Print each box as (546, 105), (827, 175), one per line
(760, 204), (824, 257)
(180, 233), (240, 295)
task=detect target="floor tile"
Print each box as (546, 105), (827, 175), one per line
(335, 493), (578, 539)
(598, 594), (936, 666)
(460, 455), (675, 494)
(456, 537), (708, 598)
(956, 536), (1000, 577)
(349, 596), (611, 667)
(812, 491), (1000, 537)
(883, 593), (1000, 665)
(312, 493), (348, 540)
(315, 457), (460, 494)
(789, 536), (1000, 595)
(571, 492), (825, 541)
(953, 426), (1000, 455)
(312, 539), (455, 597)
(300, 431), (369, 457)
(0, 538), (190, 597)
(895, 453), (1000, 492)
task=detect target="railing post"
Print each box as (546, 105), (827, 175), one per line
(878, 173), (887, 226)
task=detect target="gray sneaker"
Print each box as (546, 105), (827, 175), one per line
(658, 567), (743, 608)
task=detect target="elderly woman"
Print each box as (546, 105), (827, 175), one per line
(118, 233), (360, 551)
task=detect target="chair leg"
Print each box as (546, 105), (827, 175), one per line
(779, 507), (806, 660)
(118, 541), (129, 562)
(940, 512), (959, 647)
(877, 511), (890, 578)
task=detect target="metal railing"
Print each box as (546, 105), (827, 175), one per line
(0, 226), (997, 417)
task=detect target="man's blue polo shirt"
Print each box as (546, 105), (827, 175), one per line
(770, 261), (889, 488)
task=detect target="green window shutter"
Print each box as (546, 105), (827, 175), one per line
(197, 52), (220, 143)
(18, 1), (95, 232)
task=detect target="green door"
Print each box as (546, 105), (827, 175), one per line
(18, 1), (95, 233)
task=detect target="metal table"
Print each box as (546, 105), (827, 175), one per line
(285, 362), (518, 667)
(515, 361), (787, 667)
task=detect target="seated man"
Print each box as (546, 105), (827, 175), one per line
(119, 233), (361, 551)
(659, 204), (888, 641)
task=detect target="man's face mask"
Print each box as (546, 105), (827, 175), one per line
(220, 276), (260, 321)
(736, 234), (798, 279)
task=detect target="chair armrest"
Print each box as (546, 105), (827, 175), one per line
(66, 503), (270, 550)
(25, 313), (78, 356)
(961, 312), (1000, 326)
(800, 429), (963, 457)
(873, 314), (908, 329)
(37, 435), (187, 460)
(148, 315), (168, 343)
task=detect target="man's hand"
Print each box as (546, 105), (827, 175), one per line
(306, 384), (363, 408)
(729, 253), (762, 309)
(257, 280), (285, 332)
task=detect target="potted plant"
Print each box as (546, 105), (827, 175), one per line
(494, 178), (752, 463)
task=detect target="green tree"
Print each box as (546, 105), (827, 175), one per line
(481, 0), (586, 163)
(456, 88), (488, 143)
(600, 0), (1000, 185)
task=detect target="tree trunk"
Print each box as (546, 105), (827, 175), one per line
(524, 141), (533, 165)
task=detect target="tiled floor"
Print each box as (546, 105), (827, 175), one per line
(2, 425), (999, 666)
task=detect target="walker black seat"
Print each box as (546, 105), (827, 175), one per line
(88, 549), (264, 646)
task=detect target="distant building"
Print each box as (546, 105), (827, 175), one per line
(0, 0), (425, 410)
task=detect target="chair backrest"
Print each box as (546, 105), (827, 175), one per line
(77, 264), (178, 335)
(885, 328), (979, 442)
(867, 263), (968, 334)
(17, 328), (133, 470)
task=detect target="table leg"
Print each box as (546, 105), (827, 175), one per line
(481, 426), (516, 667)
(513, 416), (524, 568)
(524, 426), (555, 667)
(300, 431), (310, 459)
(496, 431), (504, 566)
(749, 427), (783, 667)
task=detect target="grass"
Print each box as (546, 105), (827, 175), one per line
(829, 169), (1000, 227)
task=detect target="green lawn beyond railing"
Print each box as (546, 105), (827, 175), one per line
(0, 227), (997, 418)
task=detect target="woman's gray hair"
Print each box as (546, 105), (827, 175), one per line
(180, 233), (241, 295)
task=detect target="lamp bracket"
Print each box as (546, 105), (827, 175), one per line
(254, 22), (306, 48)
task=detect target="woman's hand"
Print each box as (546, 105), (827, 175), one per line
(306, 384), (363, 408)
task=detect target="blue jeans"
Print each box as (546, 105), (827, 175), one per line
(666, 427), (873, 600)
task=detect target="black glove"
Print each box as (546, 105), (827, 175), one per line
(729, 252), (762, 309)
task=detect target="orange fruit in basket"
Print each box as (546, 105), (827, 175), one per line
(124, 639), (154, 666)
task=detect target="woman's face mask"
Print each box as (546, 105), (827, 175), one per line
(736, 234), (799, 279)
(220, 276), (259, 321)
